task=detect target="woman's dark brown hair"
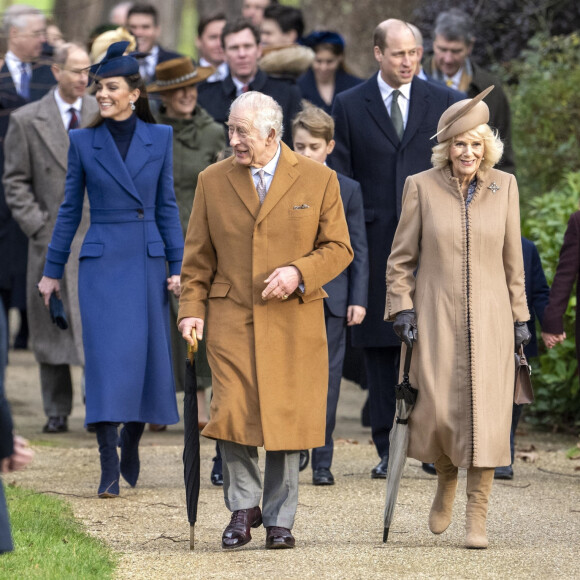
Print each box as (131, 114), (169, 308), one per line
(88, 73), (157, 127)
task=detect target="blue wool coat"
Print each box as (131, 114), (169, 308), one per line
(44, 120), (183, 425)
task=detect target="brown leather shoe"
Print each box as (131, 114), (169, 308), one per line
(265, 526), (295, 549)
(221, 507), (262, 549)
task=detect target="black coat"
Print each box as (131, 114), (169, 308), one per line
(323, 173), (368, 317)
(297, 68), (363, 115)
(329, 75), (460, 347)
(522, 236), (550, 358)
(197, 69), (302, 146)
(0, 62), (55, 292)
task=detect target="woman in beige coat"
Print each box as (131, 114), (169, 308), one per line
(385, 89), (531, 549)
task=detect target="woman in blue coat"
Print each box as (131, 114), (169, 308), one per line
(38, 42), (184, 498)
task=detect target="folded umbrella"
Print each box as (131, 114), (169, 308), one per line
(383, 343), (418, 543)
(183, 332), (200, 550)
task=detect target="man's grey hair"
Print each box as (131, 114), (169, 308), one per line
(53, 42), (88, 67)
(434, 8), (475, 45)
(407, 23), (423, 48)
(3, 4), (44, 35)
(230, 91), (284, 143)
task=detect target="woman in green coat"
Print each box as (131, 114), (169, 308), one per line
(148, 57), (225, 427)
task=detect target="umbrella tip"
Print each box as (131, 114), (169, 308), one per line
(190, 525), (195, 550)
(383, 527), (389, 543)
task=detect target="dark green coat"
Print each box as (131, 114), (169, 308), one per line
(157, 106), (225, 390)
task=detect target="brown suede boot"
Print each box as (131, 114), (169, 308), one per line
(429, 454), (458, 534)
(465, 467), (494, 549)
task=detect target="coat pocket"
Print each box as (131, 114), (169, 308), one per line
(79, 242), (104, 259)
(208, 282), (231, 298)
(147, 241), (166, 258)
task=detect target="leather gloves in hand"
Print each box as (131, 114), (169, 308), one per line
(393, 309), (417, 348)
(514, 321), (531, 351)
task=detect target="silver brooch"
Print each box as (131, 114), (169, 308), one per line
(488, 182), (500, 193)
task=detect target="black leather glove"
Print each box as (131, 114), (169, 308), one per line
(393, 309), (417, 348)
(514, 321), (531, 351)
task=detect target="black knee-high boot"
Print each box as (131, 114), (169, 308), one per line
(95, 422), (120, 498)
(119, 422), (145, 487)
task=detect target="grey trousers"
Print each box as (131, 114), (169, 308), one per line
(39, 363), (73, 417)
(218, 440), (300, 529)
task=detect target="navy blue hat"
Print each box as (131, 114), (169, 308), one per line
(300, 31), (345, 50)
(89, 41), (139, 85)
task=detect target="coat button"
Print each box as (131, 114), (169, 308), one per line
(137, 208), (144, 219)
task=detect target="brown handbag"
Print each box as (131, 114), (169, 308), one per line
(514, 346), (534, 404)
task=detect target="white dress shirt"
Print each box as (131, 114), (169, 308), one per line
(377, 72), (412, 129)
(5, 51), (31, 96)
(232, 75), (255, 96)
(54, 89), (83, 130)
(199, 57), (229, 83)
(250, 144), (281, 192)
(140, 45), (159, 80)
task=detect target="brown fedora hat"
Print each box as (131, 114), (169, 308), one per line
(432, 85), (494, 142)
(147, 57), (214, 92)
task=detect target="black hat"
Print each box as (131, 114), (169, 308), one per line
(300, 31), (345, 50)
(89, 41), (139, 85)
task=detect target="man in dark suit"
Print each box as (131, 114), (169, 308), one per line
(329, 19), (461, 479)
(197, 18), (301, 146)
(126, 3), (182, 84)
(0, 4), (56, 346)
(292, 105), (369, 485)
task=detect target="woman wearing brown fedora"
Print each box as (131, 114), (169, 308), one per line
(385, 88), (531, 549)
(148, 57), (225, 430)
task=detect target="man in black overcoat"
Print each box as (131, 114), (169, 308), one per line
(0, 5), (56, 340)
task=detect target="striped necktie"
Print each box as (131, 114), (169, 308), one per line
(19, 62), (30, 100)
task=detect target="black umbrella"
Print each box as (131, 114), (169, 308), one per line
(183, 333), (200, 550)
(383, 343), (418, 543)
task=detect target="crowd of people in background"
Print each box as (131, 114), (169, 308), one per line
(0, 0), (576, 554)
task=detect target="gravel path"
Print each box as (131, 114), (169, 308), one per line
(5, 349), (580, 579)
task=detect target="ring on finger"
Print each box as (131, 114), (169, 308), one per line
(282, 294), (289, 300)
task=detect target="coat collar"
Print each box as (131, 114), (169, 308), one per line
(225, 142), (299, 223)
(92, 118), (153, 203)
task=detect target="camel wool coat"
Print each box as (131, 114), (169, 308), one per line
(385, 166), (529, 468)
(178, 143), (353, 450)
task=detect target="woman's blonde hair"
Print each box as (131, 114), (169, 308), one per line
(431, 123), (504, 171)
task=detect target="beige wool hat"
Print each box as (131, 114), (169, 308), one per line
(147, 57), (214, 93)
(432, 86), (494, 142)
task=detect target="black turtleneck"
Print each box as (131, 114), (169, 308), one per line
(104, 114), (137, 161)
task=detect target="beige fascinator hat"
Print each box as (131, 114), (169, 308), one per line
(432, 86), (494, 142)
(91, 27), (137, 64)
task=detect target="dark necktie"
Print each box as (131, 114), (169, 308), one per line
(68, 107), (79, 131)
(19, 62), (30, 100)
(390, 89), (404, 140)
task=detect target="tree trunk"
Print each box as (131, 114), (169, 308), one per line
(52, 0), (185, 52)
(196, 0), (241, 20)
(300, 0), (421, 78)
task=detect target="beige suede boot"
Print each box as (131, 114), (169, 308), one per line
(465, 467), (494, 549)
(428, 455), (459, 534)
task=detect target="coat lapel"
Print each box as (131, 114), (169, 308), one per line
(226, 159), (261, 219)
(363, 77), (400, 148)
(31, 90), (68, 172)
(400, 78), (430, 149)
(255, 143), (299, 226)
(125, 119), (153, 182)
(93, 123), (141, 203)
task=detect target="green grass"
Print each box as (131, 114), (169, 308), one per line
(0, 484), (117, 580)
